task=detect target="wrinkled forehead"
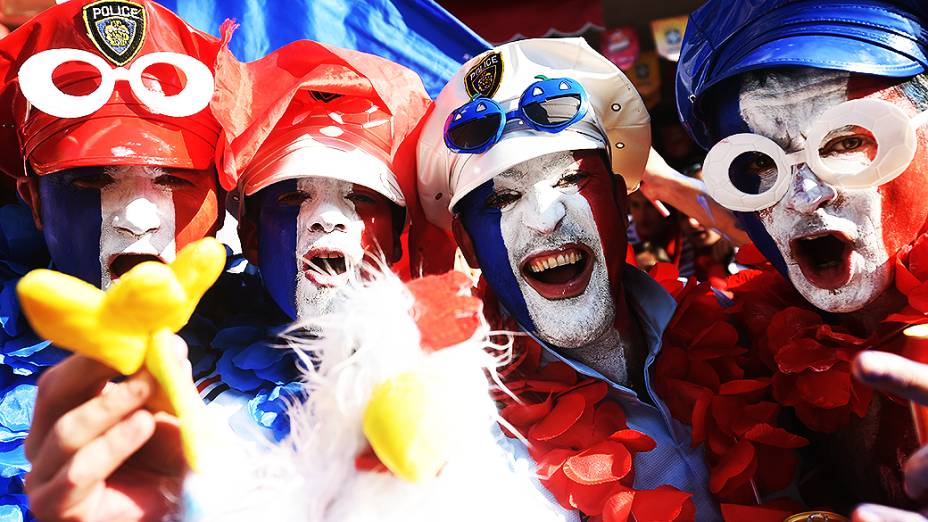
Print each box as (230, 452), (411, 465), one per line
(295, 176), (354, 193)
(712, 69), (850, 151)
(493, 150), (583, 189)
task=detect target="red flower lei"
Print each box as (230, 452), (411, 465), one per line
(494, 333), (696, 522)
(653, 235), (928, 507)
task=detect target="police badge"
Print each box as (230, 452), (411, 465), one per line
(82, 0), (147, 66)
(464, 51), (503, 99)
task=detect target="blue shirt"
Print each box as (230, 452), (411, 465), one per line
(499, 267), (721, 521)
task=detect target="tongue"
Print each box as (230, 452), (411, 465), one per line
(531, 263), (582, 285)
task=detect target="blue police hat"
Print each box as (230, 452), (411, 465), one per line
(677, 0), (928, 149)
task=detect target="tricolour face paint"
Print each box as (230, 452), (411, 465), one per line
(715, 69), (928, 312)
(456, 150), (626, 349)
(38, 165), (218, 289)
(256, 177), (397, 320)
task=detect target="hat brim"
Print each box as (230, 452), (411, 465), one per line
(26, 114), (218, 175)
(242, 143), (406, 207)
(448, 129), (604, 212)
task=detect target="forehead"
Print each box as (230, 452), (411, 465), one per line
(494, 151), (580, 188)
(295, 177), (353, 192)
(737, 69), (850, 150)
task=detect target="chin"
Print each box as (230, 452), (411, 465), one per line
(295, 285), (345, 321)
(786, 256), (893, 313)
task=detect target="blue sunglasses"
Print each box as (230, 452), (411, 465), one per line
(443, 76), (589, 154)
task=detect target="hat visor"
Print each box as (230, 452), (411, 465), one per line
(242, 144), (405, 207)
(703, 32), (926, 98)
(27, 115), (218, 175)
(448, 129), (604, 212)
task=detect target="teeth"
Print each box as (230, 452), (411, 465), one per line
(527, 250), (585, 273)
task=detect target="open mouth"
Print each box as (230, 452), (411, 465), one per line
(108, 253), (165, 280)
(790, 231), (854, 290)
(519, 243), (595, 300)
(302, 249), (350, 287)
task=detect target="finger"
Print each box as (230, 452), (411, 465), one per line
(26, 355), (121, 460)
(26, 409), (156, 519)
(853, 504), (928, 522)
(28, 372), (154, 483)
(128, 411), (187, 475)
(854, 351), (928, 404)
(906, 444), (928, 501)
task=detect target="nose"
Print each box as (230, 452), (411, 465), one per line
(522, 184), (566, 235)
(113, 197), (161, 237)
(786, 165), (837, 214)
(307, 201), (349, 233)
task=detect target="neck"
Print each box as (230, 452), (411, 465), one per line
(834, 286), (907, 337)
(563, 295), (647, 393)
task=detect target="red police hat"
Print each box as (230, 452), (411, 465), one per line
(0, 0), (229, 178)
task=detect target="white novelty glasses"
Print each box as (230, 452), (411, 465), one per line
(703, 98), (928, 212)
(17, 49), (214, 119)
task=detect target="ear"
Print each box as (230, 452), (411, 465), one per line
(239, 212), (260, 265)
(451, 214), (480, 269)
(16, 177), (43, 230)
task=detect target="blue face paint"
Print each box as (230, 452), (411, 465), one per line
(255, 179), (299, 320)
(455, 180), (536, 332)
(37, 168), (103, 286)
(709, 78), (789, 275)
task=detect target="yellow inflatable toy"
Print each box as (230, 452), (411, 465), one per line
(16, 238), (226, 473)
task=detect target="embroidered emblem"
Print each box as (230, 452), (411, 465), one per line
(464, 51), (503, 98)
(82, 0), (147, 66)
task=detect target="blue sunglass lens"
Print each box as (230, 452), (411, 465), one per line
(522, 94), (583, 128)
(447, 112), (503, 151)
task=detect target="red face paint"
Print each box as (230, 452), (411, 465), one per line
(571, 150), (628, 303)
(353, 184), (400, 262)
(169, 167), (221, 251)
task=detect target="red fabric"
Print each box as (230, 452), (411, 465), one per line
(441, 0), (604, 44)
(407, 271), (483, 352)
(0, 0), (227, 178)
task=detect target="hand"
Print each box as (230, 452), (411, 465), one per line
(852, 351), (928, 521)
(641, 148), (750, 247)
(24, 335), (190, 522)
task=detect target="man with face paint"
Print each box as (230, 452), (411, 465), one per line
(673, 0), (928, 514)
(0, 1), (230, 519)
(418, 38), (722, 520)
(213, 39), (434, 322)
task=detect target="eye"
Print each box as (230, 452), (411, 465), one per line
(70, 172), (115, 189)
(347, 191), (377, 205)
(277, 191), (308, 206)
(728, 151), (779, 195)
(818, 126), (877, 161)
(485, 189), (521, 209)
(554, 170), (591, 189)
(155, 174), (194, 188)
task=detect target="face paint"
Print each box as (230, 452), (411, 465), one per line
(38, 165), (218, 289)
(456, 150), (626, 349)
(717, 69), (928, 312)
(256, 177), (397, 320)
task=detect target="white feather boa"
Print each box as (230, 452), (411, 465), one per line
(181, 268), (565, 522)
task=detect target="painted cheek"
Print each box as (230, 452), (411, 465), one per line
(576, 169), (626, 297)
(456, 181), (535, 332)
(355, 200), (397, 261)
(877, 142), (928, 255)
(172, 176), (220, 251)
(37, 175), (103, 285)
(256, 180), (300, 319)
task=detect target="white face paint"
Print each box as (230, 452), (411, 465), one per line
(494, 151), (615, 349)
(739, 69), (891, 312)
(294, 177), (366, 320)
(100, 166), (177, 289)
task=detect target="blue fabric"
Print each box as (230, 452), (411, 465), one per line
(501, 268), (720, 520)
(677, 0), (928, 149)
(0, 202), (60, 520)
(157, 0), (490, 98)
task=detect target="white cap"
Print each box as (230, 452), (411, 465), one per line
(417, 38), (651, 230)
